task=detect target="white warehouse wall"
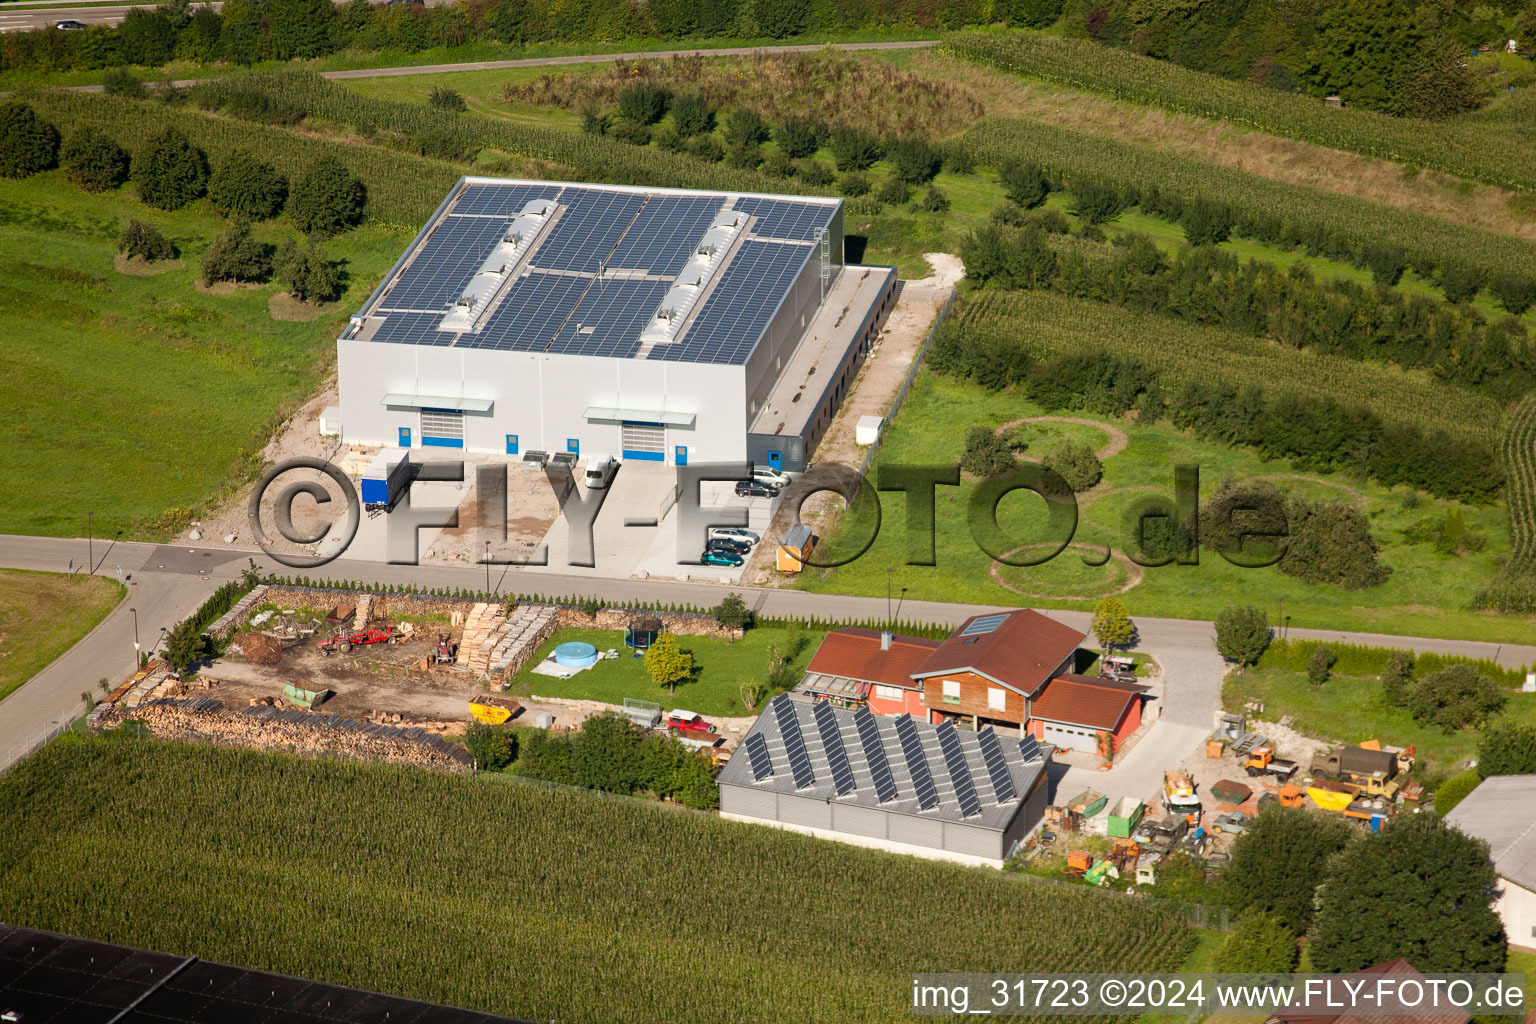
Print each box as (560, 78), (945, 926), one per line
(336, 339), (748, 463)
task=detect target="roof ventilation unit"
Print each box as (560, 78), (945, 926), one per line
(636, 209), (746, 351)
(439, 198), (559, 333)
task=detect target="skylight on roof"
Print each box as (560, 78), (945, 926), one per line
(959, 613), (1008, 637)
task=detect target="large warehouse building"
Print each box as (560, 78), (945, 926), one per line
(336, 177), (896, 471)
(717, 694), (1052, 868)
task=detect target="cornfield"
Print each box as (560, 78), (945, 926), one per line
(945, 290), (1505, 448)
(0, 740), (1193, 1023)
(1501, 393), (1536, 569)
(943, 31), (1536, 194)
(958, 116), (1536, 282)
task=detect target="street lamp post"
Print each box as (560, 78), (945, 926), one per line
(130, 607), (140, 669)
(87, 511), (93, 575)
(485, 541), (491, 594)
(1277, 595), (1284, 635)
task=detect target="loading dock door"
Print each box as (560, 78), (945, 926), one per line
(621, 422), (665, 462)
(420, 409), (464, 448)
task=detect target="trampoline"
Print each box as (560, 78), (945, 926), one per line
(553, 641), (599, 668)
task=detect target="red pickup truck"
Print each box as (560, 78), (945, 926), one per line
(666, 710), (717, 735)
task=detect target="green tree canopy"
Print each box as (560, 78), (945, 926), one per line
(286, 157), (366, 237)
(133, 128), (209, 211)
(1311, 813), (1506, 973)
(208, 151), (288, 221)
(1212, 914), (1298, 973)
(1218, 805), (1351, 934)
(200, 221), (270, 285)
(644, 634), (693, 694)
(0, 102), (61, 179)
(1090, 597), (1136, 652)
(1407, 664), (1505, 731)
(712, 594), (751, 630)
(1477, 721), (1536, 777)
(61, 127), (129, 192)
(464, 721), (515, 771)
(1214, 605), (1270, 667)
(276, 240), (343, 303)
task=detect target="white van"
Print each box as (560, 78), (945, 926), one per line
(583, 453), (618, 489)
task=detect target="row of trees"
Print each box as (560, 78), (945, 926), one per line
(0, 0), (954, 74)
(964, 199), (1536, 401)
(1199, 480), (1391, 590)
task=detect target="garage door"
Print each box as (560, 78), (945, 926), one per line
(1041, 722), (1096, 753)
(421, 409), (464, 448)
(621, 422), (665, 462)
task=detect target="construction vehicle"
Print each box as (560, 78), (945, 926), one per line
(1343, 797), (1393, 832)
(469, 694), (522, 725)
(429, 633), (457, 665)
(1132, 815), (1189, 853)
(317, 625), (402, 655)
(1259, 784), (1306, 811)
(1309, 744), (1404, 798)
(1164, 769), (1202, 824)
(1307, 779), (1359, 812)
(1243, 746), (1299, 781)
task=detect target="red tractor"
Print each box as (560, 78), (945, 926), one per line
(430, 633), (457, 665)
(317, 625), (402, 655)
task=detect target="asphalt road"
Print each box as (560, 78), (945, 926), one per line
(4, 531), (1533, 774)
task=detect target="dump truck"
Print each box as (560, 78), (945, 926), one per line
(1163, 769), (1202, 824)
(1107, 797), (1144, 838)
(1243, 746), (1299, 781)
(1309, 744), (1402, 797)
(360, 448), (411, 511)
(1307, 779), (1360, 812)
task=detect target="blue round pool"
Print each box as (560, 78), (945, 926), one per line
(554, 641), (598, 668)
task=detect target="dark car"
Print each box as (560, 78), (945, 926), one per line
(734, 479), (778, 498)
(700, 549), (744, 568)
(707, 536), (750, 555)
(55, 19), (87, 29)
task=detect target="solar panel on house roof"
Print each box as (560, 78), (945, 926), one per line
(1018, 734), (1044, 764)
(771, 694), (816, 789)
(854, 708), (898, 804)
(959, 613), (1009, 637)
(977, 728), (1017, 804)
(895, 714), (939, 811)
(355, 180), (837, 367)
(744, 730), (774, 781)
(813, 700), (856, 796)
(936, 721), (982, 818)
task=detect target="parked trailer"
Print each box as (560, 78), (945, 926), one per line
(361, 448), (412, 510)
(1107, 797), (1144, 838)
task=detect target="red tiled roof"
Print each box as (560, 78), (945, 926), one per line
(1268, 960), (1470, 1024)
(913, 610), (1085, 696)
(1029, 676), (1141, 730)
(806, 628), (940, 689)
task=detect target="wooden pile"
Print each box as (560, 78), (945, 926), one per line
(486, 605), (557, 678)
(353, 594), (373, 630)
(98, 698), (472, 772)
(456, 602), (509, 675)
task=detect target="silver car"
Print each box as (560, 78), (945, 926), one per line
(709, 527), (759, 545)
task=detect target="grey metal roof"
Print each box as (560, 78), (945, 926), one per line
(1443, 774), (1536, 892)
(716, 694), (1050, 832)
(351, 178), (839, 367)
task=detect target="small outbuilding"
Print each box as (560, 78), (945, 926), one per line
(776, 524), (814, 572)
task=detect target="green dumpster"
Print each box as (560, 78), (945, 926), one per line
(1107, 796), (1144, 838)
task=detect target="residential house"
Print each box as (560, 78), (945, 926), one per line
(798, 627), (938, 717)
(1444, 774), (1536, 952)
(1025, 673), (1146, 753)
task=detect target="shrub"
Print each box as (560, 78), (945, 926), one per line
(754, 0), (809, 38)
(829, 125), (882, 171)
(200, 221), (270, 285)
(610, 119), (652, 146)
(1070, 178), (1128, 224)
(1307, 645), (1336, 688)
(1365, 245), (1407, 286)
(1181, 197), (1233, 246)
(762, 150), (794, 177)
(426, 87), (467, 113)
(133, 128), (208, 211)
(1380, 650), (1414, 705)
(1433, 769), (1483, 814)
(725, 141), (761, 169)
(890, 137), (940, 184)
(875, 178), (911, 205)
(118, 218), (174, 262)
(207, 152), (287, 221)
(617, 83), (668, 125)
(0, 102), (61, 179)
(1476, 721), (1536, 776)
(102, 67), (146, 98)
(918, 186), (950, 213)
(286, 157), (365, 238)
(1214, 605), (1270, 666)
(838, 171), (871, 197)
(722, 107), (769, 147)
(1438, 260), (1483, 303)
(579, 104), (611, 136)
(796, 159), (834, 186)
(1490, 274), (1536, 315)
(939, 141), (975, 176)
(276, 240), (343, 302)
(686, 134), (723, 163)
(960, 426), (1016, 477)
(1407, 665), (1506, 731)
(1198, 478), (1288, 567)
(999, 161), (1051, 209)
(1040, 443), (1102, 492)
(1279, 499), (1390, 590)
(670, 93), (715, 138)
(774, 115), (825, 159)
(652, 125), (685, 153)
(465, 721), (515, 771)
(1213, 914), (1298, 973)
(60, 128), (128, 192)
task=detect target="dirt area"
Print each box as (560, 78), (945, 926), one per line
(427, 467), (558, 565)
(744, 254), (960, 584)
(113, 254), (182, 276)
(268, 292), (347, 322)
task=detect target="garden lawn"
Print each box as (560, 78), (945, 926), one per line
(1222, 666), (1536, 775)
(0, 173), (404, 539)
(0, 569), (123, 701)
(506, 624), (824, 717)
(796, 368), (1529, 644)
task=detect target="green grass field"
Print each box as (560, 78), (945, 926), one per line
(0, 174), (404, 539)
(0, 569), (123, 701)
(507, 624), (824, 716)
(795, 365), (1528, 643)
(0, 739), (1193, 1023)
(1223, 666), (1536, 775)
